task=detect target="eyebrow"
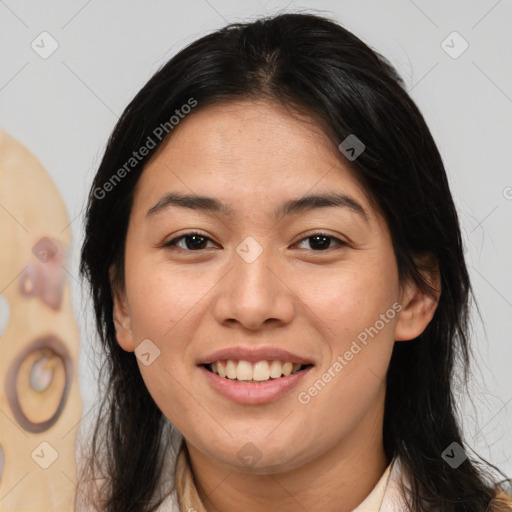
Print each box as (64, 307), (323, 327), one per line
(146, 191), (369, 223)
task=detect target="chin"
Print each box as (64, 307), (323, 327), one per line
(201, 435), (312, 475)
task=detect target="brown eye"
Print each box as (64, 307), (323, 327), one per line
(295, 232), (347, 251)
(164, 232), (216, 251)
(5, 336), (72, 433)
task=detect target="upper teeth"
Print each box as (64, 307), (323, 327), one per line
(211, 360), (303, 381)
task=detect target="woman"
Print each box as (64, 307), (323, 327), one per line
(78, 12), (512, 512)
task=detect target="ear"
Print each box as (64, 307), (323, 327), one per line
(109, 265), (135, 352)
(394, 252), (441, 342)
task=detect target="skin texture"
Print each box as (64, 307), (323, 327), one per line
(112, 99), (440, 512)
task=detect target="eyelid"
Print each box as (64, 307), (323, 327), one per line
(293, 231), (348, 250)
(162, 230), (349, 252)
(161, 230), (217, 249)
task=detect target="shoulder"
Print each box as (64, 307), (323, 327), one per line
(381, 458), (512, 512)
(488, 488), (512, 512)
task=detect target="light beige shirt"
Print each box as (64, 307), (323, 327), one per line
(353, 457), (408, 511)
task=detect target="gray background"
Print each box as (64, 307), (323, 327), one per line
(1, 0), (511, 476)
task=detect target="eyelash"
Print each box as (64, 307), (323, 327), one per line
(162, 231), (348, 252)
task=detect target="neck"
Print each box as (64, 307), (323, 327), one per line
(186, 393), (389, 512)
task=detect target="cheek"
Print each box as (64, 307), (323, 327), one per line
(294, 259), (399, 344)
(136, 349), (205, 438)
(124, 256), (215, 341)
(293, 260), (398, 418)
(123, 258), (215, 425)
(295, 316), (395, 449)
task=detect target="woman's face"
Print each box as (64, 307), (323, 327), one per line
(112, 99), (433, 474)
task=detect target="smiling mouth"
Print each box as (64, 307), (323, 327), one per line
(202, 360), (314, 383)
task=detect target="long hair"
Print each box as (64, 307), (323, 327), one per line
(79, 12), (512, 511)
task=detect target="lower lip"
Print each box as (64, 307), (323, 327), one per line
(199, 365), (313, 405)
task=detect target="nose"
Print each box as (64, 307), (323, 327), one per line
(212, 241), (295, 332)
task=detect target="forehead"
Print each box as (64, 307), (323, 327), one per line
(155, 98), (340, 168)
(134, 99), (377, 222)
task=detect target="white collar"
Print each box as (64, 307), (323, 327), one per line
(353, 456), (408, 512)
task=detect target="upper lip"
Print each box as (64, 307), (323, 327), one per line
(197, 346), (315, 366)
